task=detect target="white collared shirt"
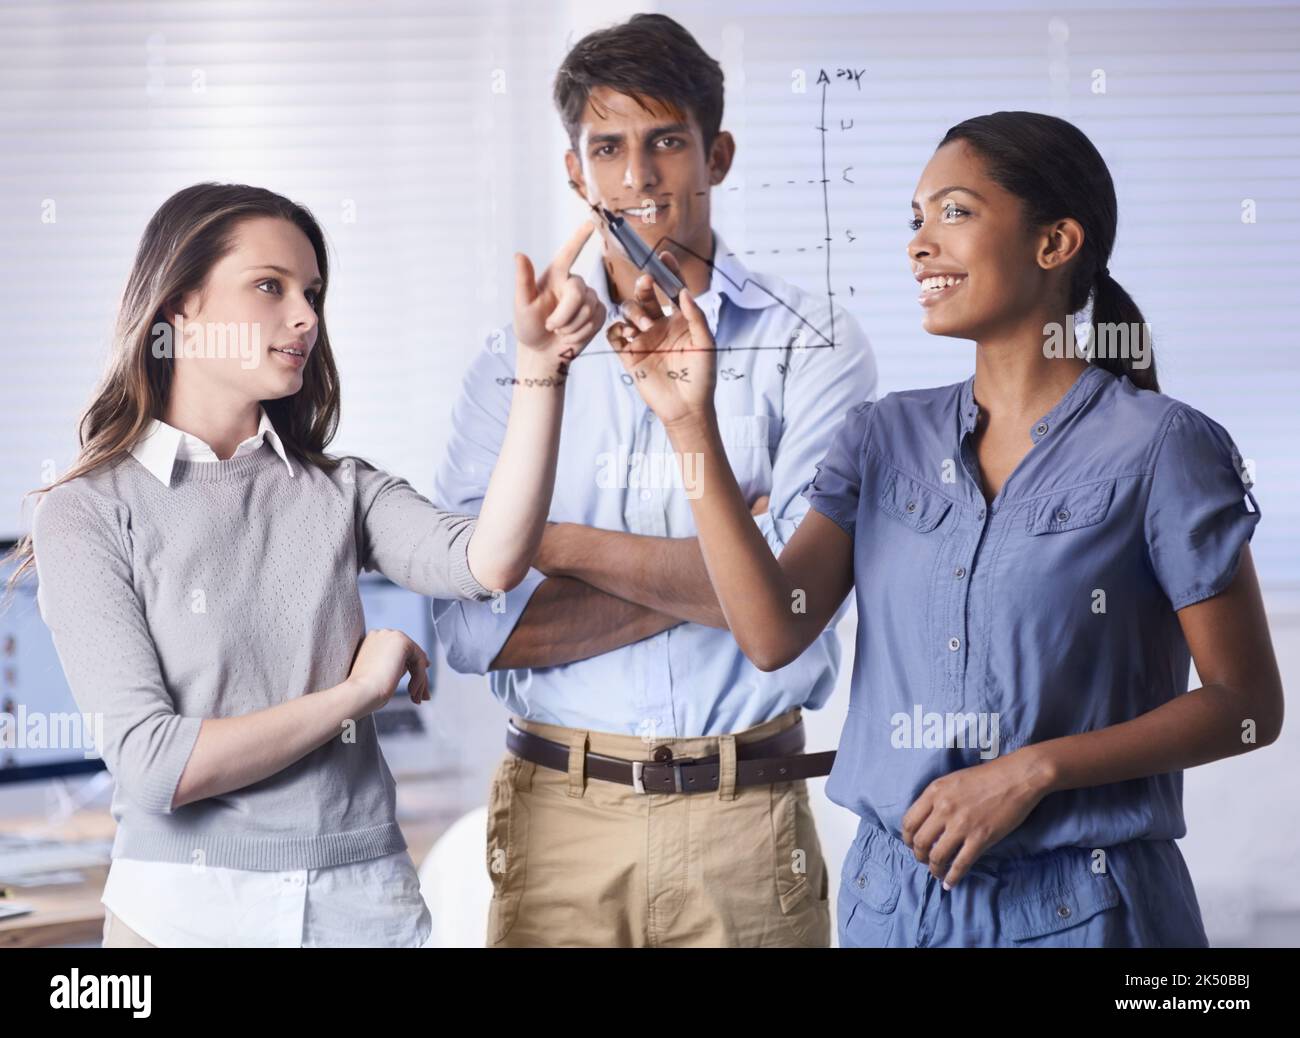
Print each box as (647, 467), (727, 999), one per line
(129, 404), (296, 485)
(103, 406), (432, 947)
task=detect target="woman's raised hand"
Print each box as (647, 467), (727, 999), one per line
(607, 251), (716, 430)
(513, 220), (606, 369)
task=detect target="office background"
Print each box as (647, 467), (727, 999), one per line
(1, 0), (1296, 944)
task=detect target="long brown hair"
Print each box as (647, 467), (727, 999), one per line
(3, 182), (344, 601)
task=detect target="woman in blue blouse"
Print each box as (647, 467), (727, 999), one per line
(605, 111), (1285, 947)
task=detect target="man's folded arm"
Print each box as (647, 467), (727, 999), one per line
(488, 575), (680, 670)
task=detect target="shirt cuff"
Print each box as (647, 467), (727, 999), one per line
(753, 508), (802, 553)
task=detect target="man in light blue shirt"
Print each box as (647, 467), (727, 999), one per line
(432, 13), (876, 947)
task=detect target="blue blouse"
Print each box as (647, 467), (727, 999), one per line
(801, 363), (1260, 860)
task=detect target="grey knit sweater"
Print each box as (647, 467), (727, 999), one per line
(30, 442), (494, 870)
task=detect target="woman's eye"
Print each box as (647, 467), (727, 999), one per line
(909, 204), (969, 231)
(258, 278), (318, 307)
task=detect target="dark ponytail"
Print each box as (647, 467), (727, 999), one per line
(938, 112), (1159, 393)
(1089, 268), (1156, 390)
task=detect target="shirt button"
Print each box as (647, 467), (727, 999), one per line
(1056, 904), (1072, 919)
(976, 509), (985, 521)
(954, 566), (966, 579)
(948, 637), (960, 651)
(856, 876), (866, 888)
(1056, 509), (1071, 523)
(906, 500), (917, 513)
(640, 489), (652, 501)
(1035, 422), (1049, 435)
(652, 745), (673, 763)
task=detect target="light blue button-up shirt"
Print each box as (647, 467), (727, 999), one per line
(432, 232), (877, 737)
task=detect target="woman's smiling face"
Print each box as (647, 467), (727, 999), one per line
(907, 139), (1066, 342)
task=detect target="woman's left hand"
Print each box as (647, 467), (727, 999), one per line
(900, 748), (1056, 889)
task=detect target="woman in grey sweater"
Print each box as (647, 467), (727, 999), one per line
(4, 183), (605, 947)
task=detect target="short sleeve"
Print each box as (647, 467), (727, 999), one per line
(799, 399), (874, 540)
(1144, 405), (1261, 610)
(754, 303), (877, 553)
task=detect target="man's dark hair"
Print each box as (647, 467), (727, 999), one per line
(553, 14), (725, 153)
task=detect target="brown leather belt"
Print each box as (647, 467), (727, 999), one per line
(505, 718), (836, 795)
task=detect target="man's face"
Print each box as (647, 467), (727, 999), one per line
(564, 85), (732, 261)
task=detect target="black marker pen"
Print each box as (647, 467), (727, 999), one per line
(592, 204), (685, 305)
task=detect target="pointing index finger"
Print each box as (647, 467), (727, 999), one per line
(541, 219), (596, 288)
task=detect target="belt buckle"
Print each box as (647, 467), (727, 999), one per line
(631, 757), (697, 794)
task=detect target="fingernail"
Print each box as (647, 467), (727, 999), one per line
(942, 881), (951, 891)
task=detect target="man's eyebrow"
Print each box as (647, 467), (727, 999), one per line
(244, 264), (323, 287)
(586, 122), (691, 147)
(910, 185), (987, 210)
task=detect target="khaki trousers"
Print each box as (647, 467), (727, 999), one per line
(485, 707), (831, 947)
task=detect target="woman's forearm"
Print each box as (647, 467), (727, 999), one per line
(171, 678), (364, 810)
(664, 413), (810, 669)
(1026, 679), (1279, 798)
(468, 352), (568, 591)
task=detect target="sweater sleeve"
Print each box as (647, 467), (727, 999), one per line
(348, 458), (497, 602)
(30, 485), (203, 815)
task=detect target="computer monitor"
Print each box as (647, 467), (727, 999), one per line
(0, 542), (106, 785)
